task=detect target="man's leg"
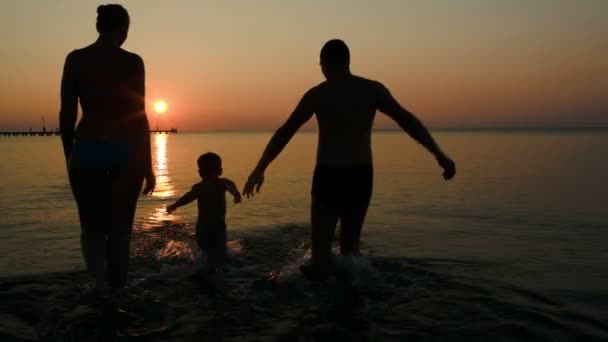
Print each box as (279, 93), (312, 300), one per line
(304, 196), (340, 279)
(339, 199), (371, 256)
(339, 165), (372, 255)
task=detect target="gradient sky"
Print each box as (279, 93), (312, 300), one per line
(0, 0), (606, 131)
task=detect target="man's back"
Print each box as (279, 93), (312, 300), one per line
(243, 39), (456, 281)
(308, 75), (381, 167)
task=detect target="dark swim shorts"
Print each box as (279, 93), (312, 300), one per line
(311, 165), (373, 205)
(196, 224), (227, 254)
(71, 138), (131, 174)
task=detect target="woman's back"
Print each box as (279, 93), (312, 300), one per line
(68, 43), (146, 141)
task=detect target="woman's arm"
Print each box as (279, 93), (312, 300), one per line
(133, 54), (156, 193)
(59, 51), (78, 162)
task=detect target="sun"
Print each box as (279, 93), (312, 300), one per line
(153, 100), (167, 114)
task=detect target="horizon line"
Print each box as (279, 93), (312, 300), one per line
(1, 126), (607, 134)
(173, 126), (608, 133)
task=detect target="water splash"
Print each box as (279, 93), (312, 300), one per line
(142, 206), (174, 230)
(156, 240), (198, 262)
(155, 238), (244, 263)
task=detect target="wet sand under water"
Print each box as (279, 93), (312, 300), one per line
(1, 224), (607, 341)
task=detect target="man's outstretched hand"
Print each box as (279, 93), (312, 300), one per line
(243, 171), (264, 198)
(437, 155), (456, 180)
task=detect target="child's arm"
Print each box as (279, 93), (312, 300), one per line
(167, 185), (198, 213)
(223, 179), (242, 204)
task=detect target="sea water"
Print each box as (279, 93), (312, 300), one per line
(1, 130), (607, 339)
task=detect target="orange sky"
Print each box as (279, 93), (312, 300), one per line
(0, 0), (606, 131)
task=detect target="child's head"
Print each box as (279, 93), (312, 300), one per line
(197, 152), (222, 178)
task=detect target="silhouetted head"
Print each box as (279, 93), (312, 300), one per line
(96, 4), (130, 47)
(197, 152), (222, 178)
(320, 39), (350, 79)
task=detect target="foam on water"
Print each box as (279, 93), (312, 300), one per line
(2, 223), (608, 340)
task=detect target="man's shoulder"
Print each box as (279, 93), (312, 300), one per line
(317, 75), (384, 89)
(119, 49), (144, 65)
(65, 47), (86, 63)
(307, 82), (326, 95)
(66, 48), (82, 57)
(352, 75), (384, 89)
(66, 47), (142, 64)
(297, 83), (325, 105)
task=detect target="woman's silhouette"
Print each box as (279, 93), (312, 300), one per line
(59, 4), (155, 293)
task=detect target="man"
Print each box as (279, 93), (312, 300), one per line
(243, 39), (456, 280)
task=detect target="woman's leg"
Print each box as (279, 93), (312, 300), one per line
(106, 169), (142, 289)
(69, 165), (109, 290)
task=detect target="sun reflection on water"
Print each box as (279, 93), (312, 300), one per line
(145, 134), (175, 228)
(152, 134), (174, 198)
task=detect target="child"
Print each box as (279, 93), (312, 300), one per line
(167, 152), (241, 265)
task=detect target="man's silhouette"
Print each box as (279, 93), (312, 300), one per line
(243, 39), (455, 280)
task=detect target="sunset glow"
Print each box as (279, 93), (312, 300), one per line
(0, 1), (606, 130)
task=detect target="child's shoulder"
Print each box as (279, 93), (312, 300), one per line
(199, 178), (227, 189)
(190, 181), (203, 190)
(219, 177), (237, 185)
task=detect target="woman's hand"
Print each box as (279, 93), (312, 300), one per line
(243, 170), (264, 198)
(142, 173), (156, 195)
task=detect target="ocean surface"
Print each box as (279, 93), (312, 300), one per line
(1, 130), (607, 340)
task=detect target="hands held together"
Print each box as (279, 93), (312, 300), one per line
(164, 154), (453, 216)
(243, 170), (264, 199)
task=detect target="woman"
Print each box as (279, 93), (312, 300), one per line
(59, 4), (155, 293)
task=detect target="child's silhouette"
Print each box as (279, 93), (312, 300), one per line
(167, 153), (241, 265)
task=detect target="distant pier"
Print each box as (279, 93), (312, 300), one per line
(0, 128), (178, 137)
(150, 128), (178, 134)
(0, 130), (60, 137)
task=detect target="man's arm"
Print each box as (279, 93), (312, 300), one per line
(243, 89), (316, 197)
(252, 89), (316, 174)
(59, 52), (78, 162)
(376, 82), (455, 180)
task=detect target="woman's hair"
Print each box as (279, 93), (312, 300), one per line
(96, 4), (130, 33)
